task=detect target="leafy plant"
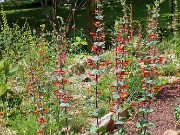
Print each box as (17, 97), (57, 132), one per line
(174, 104), (180, 120)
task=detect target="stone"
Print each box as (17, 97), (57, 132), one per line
(163, 129), (180, 135)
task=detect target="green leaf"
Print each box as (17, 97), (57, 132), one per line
(76, 37), (81, 42)
(148, 122), (155, 127)
(92, 56), (101, 62)
(8, 66), (19, 76)
(90, 123), (97, 134)
(97, 108), (106, 118)
(60, 103), (69, 107)
(0, 59), (5, 72)
(138, 107), (154, 114)
(97, 126), (106, 132)
(112, 93), (119, 99)
(0, 83), (9, 97)
(4, 58), (10, 75)
(90, 69), (99, 75)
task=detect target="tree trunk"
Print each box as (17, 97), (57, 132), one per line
(65, 0), (86, 36)
(86, 0), (96, 53)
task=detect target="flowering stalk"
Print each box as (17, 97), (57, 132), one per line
(88, 0), (106, 134)
(108, 1), (133, 134)
(53, 26), (71, 134)
(136, 1), (163, 134)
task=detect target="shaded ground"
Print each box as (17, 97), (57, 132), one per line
(125, 79), (180, 135)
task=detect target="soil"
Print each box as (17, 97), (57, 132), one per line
(125, 79), (180, 135)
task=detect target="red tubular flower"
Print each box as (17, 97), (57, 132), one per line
(149, 87), (154, 93)
(90, 32), (96, 36)
(106, 61), (113, 65)
(54, 69), (65, 74)
(63, 98), (67, 103)
(54, 81), (60, 85)
(155, 87), (162, 91)
(108, 84), (116, 88)
(97, 73), (101, 78)
(67, 96), (73, 99)
(143, 70), (149, 75)
(88, 72), (94, 77)
(120, 96), (124, 100)
(0, 112), (3, 116)
(138, 59), (144, 63)
(109, 109), (116, 114)
(88, 88), (93, 92)
(149, 99), (154, 104)
(151, 67), (156, 72)
(63, 78), (68, 83)
(158, 55), (164, 62)
(34, 110), (40, 114)
(38, 129), (44, 134)
(37, 43), (42, 47)
(141, 84), (147, 89)
(92, 44), (98, 51)
(56, 93), (62, 97)
(139, 102), (145, 107)
(121, 84), (128, 89)
(121, 90), (127, 95)
(93, 21), (100, 25)
(37, 117), (44, 124)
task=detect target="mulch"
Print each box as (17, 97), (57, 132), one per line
(125, 79), (180, 135)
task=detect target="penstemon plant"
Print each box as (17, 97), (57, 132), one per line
(136, 1), (164, 134)
(87, 0), (106, 134)
(53, 26), (73, 134)
(108, 0), (134, 134)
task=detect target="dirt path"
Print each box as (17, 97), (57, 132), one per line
(125, 79), (180, 135)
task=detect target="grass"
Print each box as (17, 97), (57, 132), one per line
(0, 0), (179, 36)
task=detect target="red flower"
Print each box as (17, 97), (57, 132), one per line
(109, 109), (116, 114)
(67, 96), (73, 99)
(108, 84), (116, 88)
(38, 129), (44, 134)
(72, 25), (76, 29)
(54, 81), (60, 85)
(158, 55), (164, 62)
(106, 61), (113, 65)
(139, 102), (145, 107)
(141, 84), (147, 89)
(138, 59), (144, 63)
(63, 98), (67, 103)
(97, 73), (101, 78)
(0, 112), (3, 116)
(93, 21), (100, 25)
(37, 43), (42, 47)
(37, 117), (44, 124)
(92, 44), (98, 51)
(120, 96), (124, 100)
(97, 91), (102, 95)
(121, 84), (128, 89)
(149, 99), (154, 104)
(87, 88), (93, 92)
(63, 78), (68, 83)
(121, 91), (127, 94)
(34, 110), (40, 114)
(90, 32), (96, 36)
(56, 93), (62, 97)
(54, 69), (65, 74)
(88, 72), (94, 77)
(143, 70), (149, 75)
(151, 67), (156, 72)
(155, 87), (162, 91)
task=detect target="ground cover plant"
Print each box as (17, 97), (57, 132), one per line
(0, 0), (180, 135)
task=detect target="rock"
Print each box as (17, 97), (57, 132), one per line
(98, 108), (131, 134)
(68, 57), (89, 76)
(163, 129), (180, 135)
